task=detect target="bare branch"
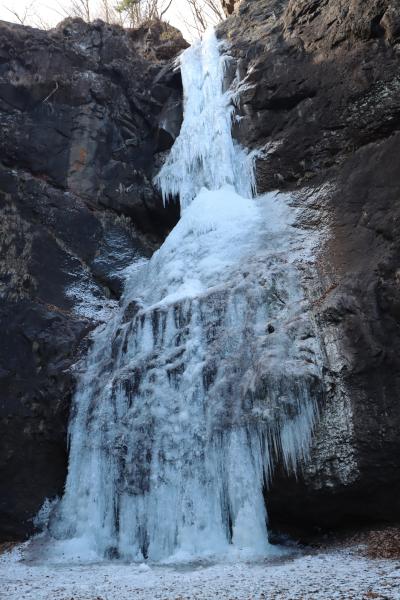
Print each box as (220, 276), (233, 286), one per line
(3, 1), (36, 25)
(159, 0), (173, 19)
(33, 13), (52, 30)
(183, 0), (224, 35)
(69, 0), (91, 22)
(204, 0), (225, 21)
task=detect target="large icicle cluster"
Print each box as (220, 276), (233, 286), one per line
(154, 30), (255, 209)
(45, 30), (321, 563)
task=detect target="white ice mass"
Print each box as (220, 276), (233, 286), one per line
(42, 29), (322, 563)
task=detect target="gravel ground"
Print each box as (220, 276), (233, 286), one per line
(1, 542), (400, 599)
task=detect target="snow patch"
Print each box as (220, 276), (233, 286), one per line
(1, 544), (399, 600)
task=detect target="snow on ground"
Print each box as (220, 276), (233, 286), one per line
(1, 543), (399, 600)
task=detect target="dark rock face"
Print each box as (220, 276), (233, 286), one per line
(222, 0), (241, 15)
(219, 0), (400, 537)
(0, 17), (186, 540)
(0, 17), (186, 237)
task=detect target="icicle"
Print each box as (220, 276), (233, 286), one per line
(46, 30), (321, 564)
(154, 29), (256, 210)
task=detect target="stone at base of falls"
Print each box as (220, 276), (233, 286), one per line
(220, 0), (400, 537)
(0, 18), (187, 542)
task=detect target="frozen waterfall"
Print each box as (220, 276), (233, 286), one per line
(46, 30), (321, 563)
(154, 30), (255, 208)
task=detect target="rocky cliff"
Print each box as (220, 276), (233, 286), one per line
(0, 17), (186, 540)
(2, 0), (400, 544)
(219, 0), (400, 537)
